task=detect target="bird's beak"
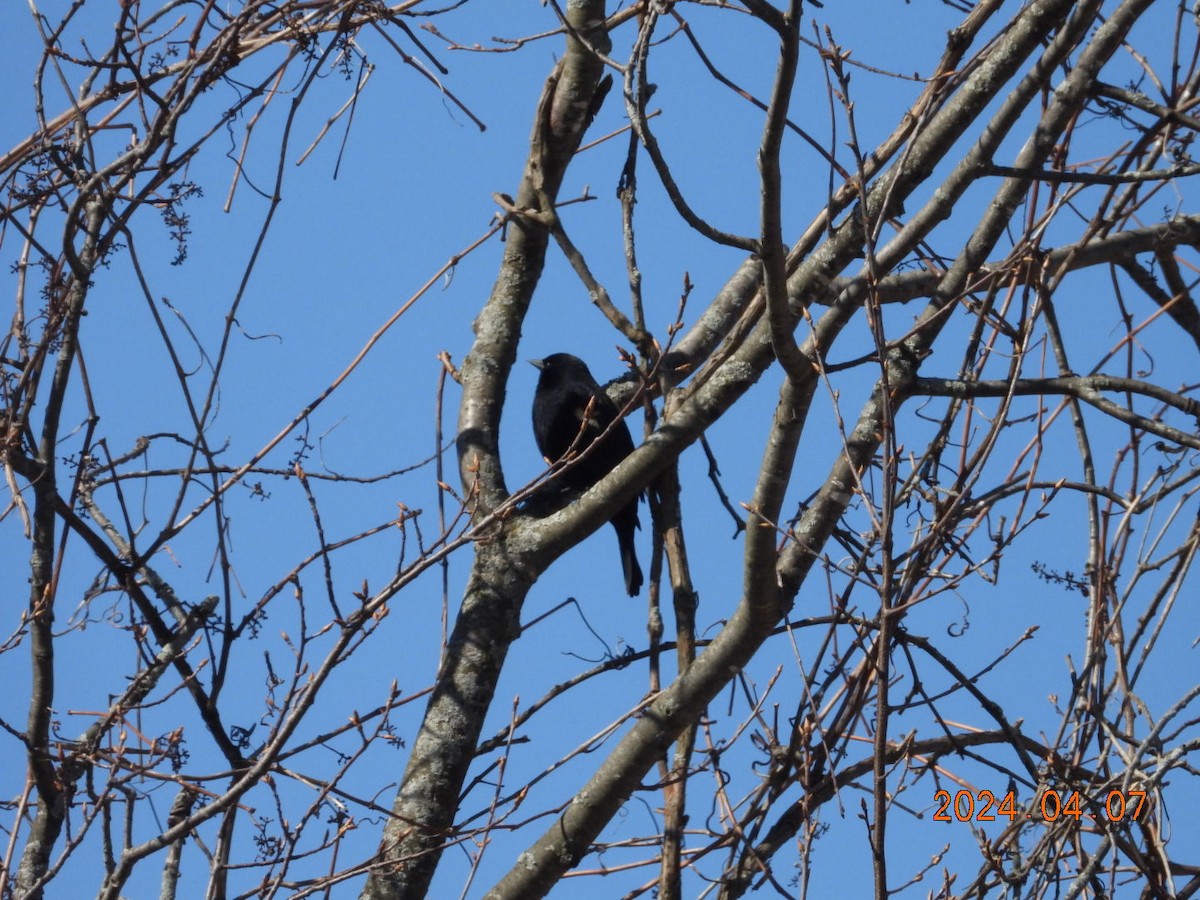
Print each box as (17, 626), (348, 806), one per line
(529, 359), (545, 370)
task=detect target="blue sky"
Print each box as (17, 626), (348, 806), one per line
(2, 1), (1198, 897)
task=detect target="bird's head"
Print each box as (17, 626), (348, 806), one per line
(529, 352), (589, 375)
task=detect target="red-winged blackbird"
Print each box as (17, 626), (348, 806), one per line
(531, 353), (643, 596)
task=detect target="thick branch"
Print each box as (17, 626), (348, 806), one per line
(362, 4), (615, 899)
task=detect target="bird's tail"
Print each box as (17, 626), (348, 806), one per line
(614, 506), (643, 597)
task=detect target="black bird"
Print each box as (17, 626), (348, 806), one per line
(531, 353), (643, 596)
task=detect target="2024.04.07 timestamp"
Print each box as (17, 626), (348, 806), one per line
(933, 788), (1147, 824)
